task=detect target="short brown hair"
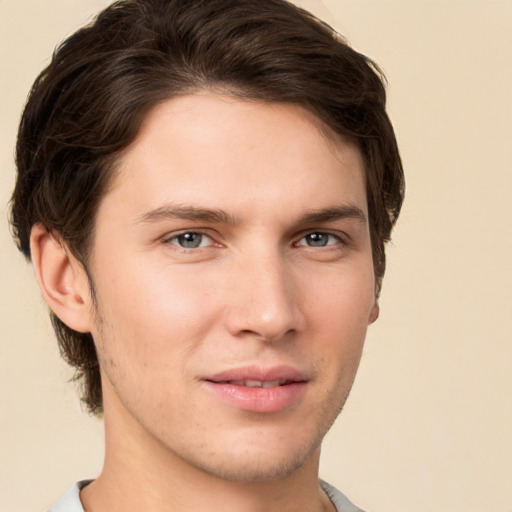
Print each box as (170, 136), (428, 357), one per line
(10, 0), (404, 414)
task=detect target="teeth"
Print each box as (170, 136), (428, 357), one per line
(244, 380), (263, 388)
(229, 379), (283, 388)
(262, 380), (281, 388)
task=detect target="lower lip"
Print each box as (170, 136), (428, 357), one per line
(202, 381), (307, 413)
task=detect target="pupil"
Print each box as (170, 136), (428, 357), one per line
(308, 233), (328, 247)
(179, 233), (202, 248)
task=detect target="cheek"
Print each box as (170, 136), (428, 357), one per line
(301, 264), (375, 372)
(302, 262), (376, 326)
(91, 258), (223, 367)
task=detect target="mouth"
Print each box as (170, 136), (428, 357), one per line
(202, 366), (308, 413)
(208, 379), (298, 388)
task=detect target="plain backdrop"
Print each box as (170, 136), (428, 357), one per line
(1, 1), (511, 511)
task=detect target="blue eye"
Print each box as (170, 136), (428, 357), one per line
(299, 232), (339, 247)
(169, 232), (212, 249)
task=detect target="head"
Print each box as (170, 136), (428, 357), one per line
(10, 0), (403, 422)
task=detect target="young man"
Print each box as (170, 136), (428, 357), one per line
(10, 0), (404, 511)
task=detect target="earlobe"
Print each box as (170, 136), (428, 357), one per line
(368, 302), (380, 324)
(30, 224), (93, 333)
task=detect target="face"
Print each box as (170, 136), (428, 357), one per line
(84, 92), (378, 482)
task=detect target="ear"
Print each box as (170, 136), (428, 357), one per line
(30, 224), (93, 333)
(368, 301), (380, 325)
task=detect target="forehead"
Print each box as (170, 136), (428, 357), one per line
(102, 92), (367, 223)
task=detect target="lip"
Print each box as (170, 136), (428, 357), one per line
(201, 365), (308, 414)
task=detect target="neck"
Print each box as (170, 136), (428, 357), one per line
(81, 387), (334, 512)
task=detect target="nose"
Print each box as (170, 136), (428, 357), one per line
(224, 252), (305, 342)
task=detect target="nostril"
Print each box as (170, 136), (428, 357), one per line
(223, 270), (305, 340)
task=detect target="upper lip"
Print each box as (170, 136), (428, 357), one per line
(203, 365), (308, 384)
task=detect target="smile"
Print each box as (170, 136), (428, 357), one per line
(202, 366), (308, 413)
(215, 379), (292, 388)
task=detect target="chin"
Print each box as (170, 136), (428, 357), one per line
(173, 421), (325, 484)
(193, 445), (317, 483)
(158, 383), (351, 484)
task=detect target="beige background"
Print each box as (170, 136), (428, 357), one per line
(1, 1), (511, 511)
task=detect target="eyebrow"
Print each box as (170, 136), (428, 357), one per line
(136, 203), (367, 225)
(298, 205), (367, 225)
(136, 205), (237, 225)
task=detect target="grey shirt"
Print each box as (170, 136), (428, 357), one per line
(48, 479), (366, 512)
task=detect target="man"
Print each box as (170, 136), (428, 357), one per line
(10, 0), (404, 510)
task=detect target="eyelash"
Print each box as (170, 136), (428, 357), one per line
(294, 232), (343, 248)
(163, 230), (345, 251)
(164, 231), (216, 250)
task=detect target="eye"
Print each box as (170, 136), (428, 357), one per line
(297, 232), (341, 248)
(167, 232), (213, 249)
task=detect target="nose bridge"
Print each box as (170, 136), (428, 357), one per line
(225, 247), (302, 341)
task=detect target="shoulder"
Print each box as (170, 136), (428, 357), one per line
(48, 479), (363, 512)
(320, 480), (367, 512)
(47, 480), (91, 512)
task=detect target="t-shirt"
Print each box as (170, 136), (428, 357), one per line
(48, 479), (366, 512)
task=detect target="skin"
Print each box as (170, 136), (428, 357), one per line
(32, 92), (378, 512)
